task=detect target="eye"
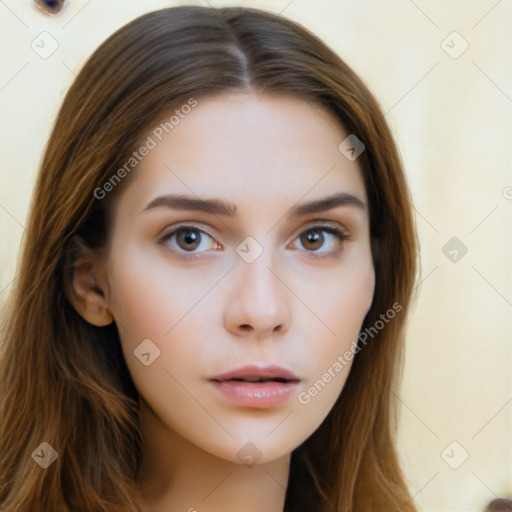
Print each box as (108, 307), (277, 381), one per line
(157, 223), (348, 260)
(292, 225), (348, 256)
(158, 225), (221, 257)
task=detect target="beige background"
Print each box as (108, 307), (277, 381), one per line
(1, 1), (511, 510)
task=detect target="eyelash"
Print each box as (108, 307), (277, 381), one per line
(157, 223), (349, 261)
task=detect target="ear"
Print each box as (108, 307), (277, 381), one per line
(64, 235), (113, 327)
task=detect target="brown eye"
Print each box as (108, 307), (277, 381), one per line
(175, 228), (201, 251)
(294, 226), (348, 256)
(158, 225), (219, 259)
(300, 230), (324, 251)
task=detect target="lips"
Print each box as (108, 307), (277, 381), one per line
(209, 364), (300, 408)
(210, 364), (300, 383)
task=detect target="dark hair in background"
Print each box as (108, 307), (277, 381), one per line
(0, 6), (418, 511)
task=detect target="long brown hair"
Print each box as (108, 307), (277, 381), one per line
(0, 6), (418, 511)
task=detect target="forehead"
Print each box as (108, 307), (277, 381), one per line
(116, 93), (367, 213)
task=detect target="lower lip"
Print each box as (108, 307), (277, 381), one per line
(210, 380), (299, 408)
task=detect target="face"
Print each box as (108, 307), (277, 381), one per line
(102, 93), (374, 465)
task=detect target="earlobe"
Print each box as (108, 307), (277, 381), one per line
(64, 236), (114, 327)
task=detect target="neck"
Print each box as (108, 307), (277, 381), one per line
(136, 400), (291, 512)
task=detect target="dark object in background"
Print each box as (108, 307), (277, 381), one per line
(486, 498), (512, 511)
(35, 0), (66, 15)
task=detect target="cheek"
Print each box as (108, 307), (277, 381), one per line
(106, 245), (215, 344)
(105, 245), (221, 396)
(106, 249), (218, 432)
(293, 251), (374, 414)
(296, 248), (374, 344)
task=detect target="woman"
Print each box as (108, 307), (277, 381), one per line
(0, 6), (418, 511)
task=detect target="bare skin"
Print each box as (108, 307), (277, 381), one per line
(70, 93), (374, 511)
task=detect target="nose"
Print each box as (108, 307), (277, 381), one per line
(224, 249), (291, 340)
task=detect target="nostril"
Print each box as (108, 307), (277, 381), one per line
(35, 0), (67, 15)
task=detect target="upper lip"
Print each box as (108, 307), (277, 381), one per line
(210, 364), (300, 382)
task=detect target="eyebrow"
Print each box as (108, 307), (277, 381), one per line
(141, 192), (366, 217)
